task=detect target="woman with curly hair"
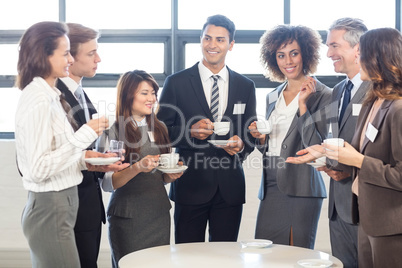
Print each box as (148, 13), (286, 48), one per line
(248, 24), (332, 249)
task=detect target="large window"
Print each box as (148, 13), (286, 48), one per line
(0, 0), (400, 137)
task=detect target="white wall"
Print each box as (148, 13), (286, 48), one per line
(0, 140), (331, 265)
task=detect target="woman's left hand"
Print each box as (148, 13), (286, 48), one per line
(323, 141), (364, 168)
(299, 76), (317, 105)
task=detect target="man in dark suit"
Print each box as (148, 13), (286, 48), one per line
(56, 23), (105, 268)
(158, 14), (256, 243)
(322, 18), (369, 268)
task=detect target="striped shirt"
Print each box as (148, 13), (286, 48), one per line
(15, 77), (98, 192)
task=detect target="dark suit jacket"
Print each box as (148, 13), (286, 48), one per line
(258, 79), (332, 199)
(351, 99), (402, 236)
(327, 80), (370, 224)
(56, 79), (106, 229)
(157, 63), (257, 206)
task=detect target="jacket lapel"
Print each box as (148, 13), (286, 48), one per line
(266, 82), (286, 120)
(57, 80), (87, 127)
(284, 78), (323, 140)
(360, 99), (392, 153)
(223, 67), (236, 118)
(189, 64), (213, 120)
(339, 81), (370, 131)
(83, 91), (97, 118)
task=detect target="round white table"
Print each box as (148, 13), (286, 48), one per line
(119, 242), (343, 267)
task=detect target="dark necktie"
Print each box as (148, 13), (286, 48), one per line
(210, 75), (220, 122)
(339, 80), (353, 123)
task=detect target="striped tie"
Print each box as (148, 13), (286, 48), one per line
(210, 75), (219, 121)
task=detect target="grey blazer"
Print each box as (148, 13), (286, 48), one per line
(258, 79), (332, 200)
(327, 80), (370, 224)
(351, 99), (402, 236)
(101, 124), (171, 219)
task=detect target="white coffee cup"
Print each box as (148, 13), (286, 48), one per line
(159, 153), (180, 168)
(256, 120), (272, 134)
(323, 138), (345, 147)
(214, 122), (230, 136)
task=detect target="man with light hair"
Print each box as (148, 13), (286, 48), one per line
(324, 18), (369, 268)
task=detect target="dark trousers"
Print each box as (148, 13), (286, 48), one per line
(329, 210), (358, 268)
(173, 189), (243, 243)
(75, 223), (102, 268)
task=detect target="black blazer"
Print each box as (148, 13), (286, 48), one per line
(56, 79), (106, 228)
(157, 63), (257, 206)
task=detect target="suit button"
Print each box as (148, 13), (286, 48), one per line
(282, 144), (287, 149)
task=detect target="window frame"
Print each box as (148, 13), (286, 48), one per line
(0, 0), (401, 138)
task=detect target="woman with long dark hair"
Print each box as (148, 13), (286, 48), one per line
(323, 28), (402, 267)
(99, 70), (182, 267)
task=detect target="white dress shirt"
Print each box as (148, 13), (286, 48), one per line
(198, 61), (229, 122)
(267, 86), (299, 156)
(15, 77), (98, 192)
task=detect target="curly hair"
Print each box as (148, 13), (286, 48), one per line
(360, 28), (402, 102)
(260, 24), (322, 82)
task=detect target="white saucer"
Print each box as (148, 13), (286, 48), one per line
(306, 157), (326, 168)
(240, 239), (273, 248)
(84, 157), (120, 165)
(306, 161), (326, 168)
(208, 140), (236, 146)
(297, 259), (333, 267)
(156, 165), (188, 174)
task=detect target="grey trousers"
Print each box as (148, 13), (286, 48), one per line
(22, 186), (80, 268)
(255, 157), (323, 249)
(329, 211), (358, 268)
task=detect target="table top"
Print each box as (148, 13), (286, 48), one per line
(119, 241), (343, 267)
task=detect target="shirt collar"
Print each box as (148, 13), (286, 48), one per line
(198, 61), (228, 83)
(132, 117), (147, 126)
(348, 72), (363, 90)
(59, 76), (81, 96)
(34, 77), (62, 99)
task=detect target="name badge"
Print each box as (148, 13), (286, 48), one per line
(365, 122), (378, 143)
(148, 131), (155, 142)
(268, 91), (278, 104)
(233, 103), (246, 115)
(353, 104), (362, 116)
